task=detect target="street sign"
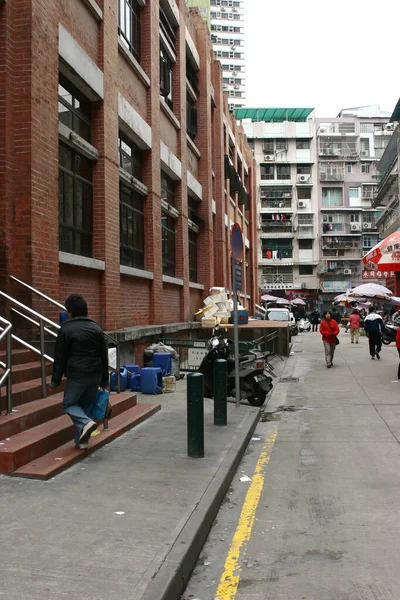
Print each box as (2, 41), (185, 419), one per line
(231, 223), (243, 263)
(234, 262), (242, 291)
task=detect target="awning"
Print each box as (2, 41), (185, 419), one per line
(234, 107), (314, 123)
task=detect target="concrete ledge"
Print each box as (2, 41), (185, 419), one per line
(163, 275), (184, 286)
(189, 282), (204, 290)
(111, 321), (201, 342)
(160, 98), (181, 130)
(118, 38), (150, 88)
(186, 134), (201, 159)
(140, 407), (261, 600)
(59, 252), (105, 271)
(120, 265), (154, 280)
(81, 0), (103, 20)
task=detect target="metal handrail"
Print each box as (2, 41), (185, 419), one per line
(0, 316), (12, 414)
(8, 277), (121, 392)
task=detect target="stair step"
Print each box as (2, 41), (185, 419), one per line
(0, 391), (136, 441)
(5, 376), (65, 408)
(11, 361), (53, 385)
(0, 348), (37, 366)
(0, 392), (138, 473)
(13, 402), (161, 480)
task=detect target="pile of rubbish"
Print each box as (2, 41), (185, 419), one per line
(194, 286), (246, 328)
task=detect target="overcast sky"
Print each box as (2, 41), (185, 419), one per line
(245, 0), (400, 117)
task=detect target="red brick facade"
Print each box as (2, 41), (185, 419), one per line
(0, 0), (257, 332)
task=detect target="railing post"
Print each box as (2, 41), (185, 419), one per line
(214, 359), (227, 426)
(116, 345), (121, 393)
(39, 319), (47, 398)
(6, 328), (12, 415)
(187, 372), (204, 458)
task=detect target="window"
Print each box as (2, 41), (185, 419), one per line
(349, 188), (361, 207)
(297, 187), (312, 200)
(350, 214), (360, 222)
(58, 76), (91, 143)
(120, 184), (145, 269)
(161, 173), (176, 276)
(59, 143), (93, 257)
(160, 45), (173, 108)
(159, 6), (176, 50)
(119, 135), (142, 180)
(260, 164), (274, 180)
(346, 163), (356, 173)
(297, 165), (311, 175)
(277, 165), (290, 180)
(296, 139), (310, 150)
(299, 239), (313, 250)
(360, 138), (370, 156)
(322, 188), (342, 207)
(189, 229), (198, 283)
(360, 123), (374, 133)
(361, 163), (370, 174)
(276, 139), (288, 151)
(118, 0), (141, 60)
(263, 140), (274, 154)
(363, 235), (379, 249)
(187, 95), (198, 141)
(162, 213), (176, 277)
(299, 265), (313, 275)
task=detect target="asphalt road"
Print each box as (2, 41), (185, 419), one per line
(183, 330), (400, 600)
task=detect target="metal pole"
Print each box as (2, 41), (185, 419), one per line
(116, 345), (121, 393)
(187, 372), (204, 458)
(231, 253), (240, 408)
(214, 359), (227, 426)
(6, 329), (12, 414)
(39, 319), (47, 398)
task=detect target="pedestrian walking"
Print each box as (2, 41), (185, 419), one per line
(330, 307), (341, 324)
(48, 295), (109, 449)
(364, 306), (385, 360)
(319, 311), (340, 368)
(310, 308), (320, 332)
(396, 326), (400, 379)
(349, 309), (361, 344)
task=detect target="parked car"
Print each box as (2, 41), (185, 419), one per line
(265, 308), (298, 337)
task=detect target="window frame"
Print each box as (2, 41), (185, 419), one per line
(58, 75), (92, 143)
(58, 142), (93, 258)
(189, 228), (198, 283)
(160, 43), (174, 108)
(118, 0), (142, 61)
(119, 182), (145, 270)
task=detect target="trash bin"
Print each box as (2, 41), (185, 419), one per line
(141, 367), (163, 394)
(153, 353), (172, 376)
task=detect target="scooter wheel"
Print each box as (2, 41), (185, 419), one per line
(382, 337), (392, 345)
(248, 389), (267, 407)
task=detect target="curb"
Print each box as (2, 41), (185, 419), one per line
(140, 407), (261, 600)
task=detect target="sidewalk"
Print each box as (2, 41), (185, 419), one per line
(0, 371), (277, 600)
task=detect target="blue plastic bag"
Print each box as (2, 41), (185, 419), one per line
(90, 388), (110, 420)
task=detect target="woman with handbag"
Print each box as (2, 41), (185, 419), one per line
(319, 311), (340, 368)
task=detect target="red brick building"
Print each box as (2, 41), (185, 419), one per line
(0, 0), (257, 350)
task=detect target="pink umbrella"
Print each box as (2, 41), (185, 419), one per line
(291, 298), (306, 306)
(261, 294), (281, 302)
(348, 282), (393, 300)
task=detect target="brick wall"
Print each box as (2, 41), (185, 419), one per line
(0, 0), (258, 335)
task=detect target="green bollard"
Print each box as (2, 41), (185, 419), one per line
(214, 359), (227, 426)
(187, 372), (204, 458)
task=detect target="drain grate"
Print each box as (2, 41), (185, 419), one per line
(279, 377), (299, 383)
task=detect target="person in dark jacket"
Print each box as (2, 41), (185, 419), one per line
(319, 311), (340, 368)
(364, 306), (385, 360)
(49, 295), (109, 449)
(330, 307), (341, 324)
(310, 309), (320, 332)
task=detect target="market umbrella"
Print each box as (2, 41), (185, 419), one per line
(362, 239), (384, 266)
(363, 230), (400, 272)
(291, 298), (306, 306)
(390, 296), (400, 305)
(348, 283), (393, 300)
(261, 294), (281, 302)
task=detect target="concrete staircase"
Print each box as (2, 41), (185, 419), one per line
(0, 348), (161, 480)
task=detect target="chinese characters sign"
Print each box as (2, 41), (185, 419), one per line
(362, 270), (395, 280)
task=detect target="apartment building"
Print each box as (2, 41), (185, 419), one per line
(316, 106), (391, 303)
(372, 99), (400, 294)
(237, 108), (320, 302)
(0, 0), (257, 359)
(186, 0), (246, 110)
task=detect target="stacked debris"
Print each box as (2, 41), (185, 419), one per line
(195, 287), (240, 327)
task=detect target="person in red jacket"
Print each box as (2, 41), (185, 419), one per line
(319, 311), (340, 368)
(349, 309), (361, 344)
(396, 326), (400, 379)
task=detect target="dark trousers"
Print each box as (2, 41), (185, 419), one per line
(368, 333), (382, 358)
(312, 322), (318, 332)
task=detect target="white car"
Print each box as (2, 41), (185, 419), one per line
(265, 308), (298, 336)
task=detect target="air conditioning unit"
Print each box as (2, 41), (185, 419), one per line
(297, 174), (311, 183)
(232, 71), (238, 76)
(223, 83), (228, 89)
(264, 155), (274, 161)
(231, 46), (236, 51)
(301, 283), (307, 289)
(343, 269), (352, 275)
(320, 127), (327, 133)
(361, 151), (368, 156)
(234, 84), (240, 89)
(221, 6), (226, 11)
(351, 223), (361, 232)
(363, 222), (372, 229)
(298, 201), (306, 208)
(323, 215), (328, 222)
(385, 123), (394, 131)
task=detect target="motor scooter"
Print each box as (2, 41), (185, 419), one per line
(298, 317), (311, 332)
(382, 321), (398, 345)
(198, 329), (273, 406)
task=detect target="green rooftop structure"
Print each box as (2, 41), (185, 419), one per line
(235, 108), (314, 123)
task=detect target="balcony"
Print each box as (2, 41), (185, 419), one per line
(261, 272), (294, 289)
(259, 246), (293, 265)
(260, 198), (292, 211)
(321, 238), (362, 258)
(297, 226), (314, 238)
(321, 222), (362, 235)
(319, 164), (345, 181)
(319, 123), (356, 135)
(318, 141), (359, 158)
(260, 221), (293, 237)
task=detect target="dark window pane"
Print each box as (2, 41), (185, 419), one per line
(119, 183), (145, 269)
(58, 76), (92, 143)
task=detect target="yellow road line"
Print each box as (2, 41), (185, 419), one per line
(215, 428), (278, 600)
